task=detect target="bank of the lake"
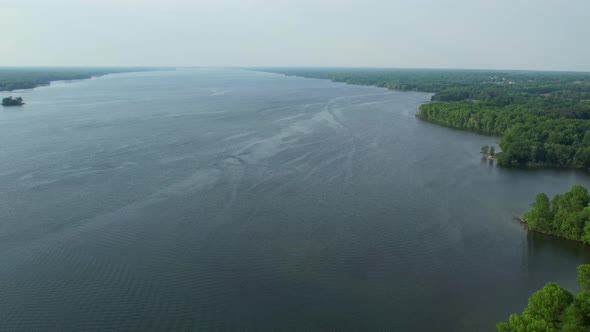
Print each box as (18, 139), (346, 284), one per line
(519, 185), (590, 246)
(258, 68), (590, 170)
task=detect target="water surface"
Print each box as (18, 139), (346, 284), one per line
(1, 69), (590, 331)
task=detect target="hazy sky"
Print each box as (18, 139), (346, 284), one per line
(1, 0), (589, 71)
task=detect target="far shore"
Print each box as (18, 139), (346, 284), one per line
(0, 67), (161, 92)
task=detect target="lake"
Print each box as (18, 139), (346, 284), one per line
(1, 69), (590, 331)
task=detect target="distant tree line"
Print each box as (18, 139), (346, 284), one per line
(260, 68), (590, 168)
(497, 265), (590, 331)
(0, 68), (155, 92)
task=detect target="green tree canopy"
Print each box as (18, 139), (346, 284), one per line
(523, 185), (590, 243)
(578, 265), (590, 292)
(525, 193), (552, 232)
(498, 265), (590, 331)
(264, 68), (590, 169)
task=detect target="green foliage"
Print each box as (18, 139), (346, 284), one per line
(497, 265), (590, 331)
(498, 120), (590, 167)
(525, 185), (590, 242)
(261, 68), (590, 169)
(562, 291), (590, 331)
(578, 266), (590, 292)
(497, 282), (573, 331)
(490, 146), (496, 157)
(525, 193), (552, 232)
(482, 145), (490, 155)
(416, 106), (590, 167)
(525, 283), (574, 328)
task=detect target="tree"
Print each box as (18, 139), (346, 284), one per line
(562, 291), (590, 331)
(550, 185), (590, 240)
(497, 282), (573, 331)
(482, 145), (490, 155)
(497, 265), (590, 331)
(569, 185), (590, 210)
(578, 265), (590, 292)
(561, 266), (590, 330)
(525, 193), (552, 232)
(490, 146), (496, 157)
(582, 213), (590, 244)
(525, 282), (574, 327)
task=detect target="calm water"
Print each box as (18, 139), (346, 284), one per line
(1, 69), (590, 331)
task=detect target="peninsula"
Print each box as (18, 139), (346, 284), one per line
(521, 184), (590, 243)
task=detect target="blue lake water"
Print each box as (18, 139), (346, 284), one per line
(1, 69), (590, 330)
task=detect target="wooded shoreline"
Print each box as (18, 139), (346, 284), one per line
(0, 68), (157, 92)
(520, 184), (590, 244)
(258, 68), (590, 170)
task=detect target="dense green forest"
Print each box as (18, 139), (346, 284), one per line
(258, 68), (590, 168)
(524, 185), (590, 243)
(0, 67), (154, 91)
(497, 265), (590, 331)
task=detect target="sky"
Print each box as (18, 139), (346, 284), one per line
(1, 0), (589, 71)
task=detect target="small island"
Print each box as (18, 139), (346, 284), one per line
(2, 96), (24, 106)
(481, 145), (496, 160)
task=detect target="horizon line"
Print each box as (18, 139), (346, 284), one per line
(1, 65), (590, 74)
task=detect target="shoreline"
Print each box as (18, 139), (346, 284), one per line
(514, 215), (590, 245)
(258, 69), (590, 171)
(0, 68), (161, 93)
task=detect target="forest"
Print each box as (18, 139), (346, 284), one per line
(497, 265), (590, 331)
(0, 67), (154, 91)
(259, 68), (590, 168)
(524, 184), (590, 243)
